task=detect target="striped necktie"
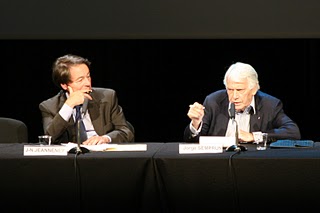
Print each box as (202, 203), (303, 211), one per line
(75, 105), (87, 143)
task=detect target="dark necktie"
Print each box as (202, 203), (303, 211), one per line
(75, 105), (87, 143)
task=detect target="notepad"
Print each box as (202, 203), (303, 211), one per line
(270, 140), (314, 148)
(62, 143), (147, 152)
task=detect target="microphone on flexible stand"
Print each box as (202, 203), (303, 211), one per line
(70, 119), (90, 154)
(226, 103), (247, 152)
(69, 98), (90, 154)
(81, 97), (89, 115)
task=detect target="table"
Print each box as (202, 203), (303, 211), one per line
(0, 143), (164, 213)
(2, 142), (320, 212)
(153, 142), (320, 212)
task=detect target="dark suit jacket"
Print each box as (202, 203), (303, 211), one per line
(39, 87), (134, 144)
(184, 90), (301, 143)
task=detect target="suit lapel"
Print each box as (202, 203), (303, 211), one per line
(250, 94), (263, 132)
(87, 93), (104, 135)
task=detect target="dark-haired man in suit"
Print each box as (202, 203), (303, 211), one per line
(39, 54), (134, 145)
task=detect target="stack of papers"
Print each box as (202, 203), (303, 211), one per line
(24, 143), (147, 156)
(63, 143), (147, 152)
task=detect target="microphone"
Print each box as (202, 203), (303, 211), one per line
(230, 101), (235, 119)
(82, 98), (88, 114)
(226, 103), (247, 152)
(74, 119), (90, 154)
(69, 101), (90, 154)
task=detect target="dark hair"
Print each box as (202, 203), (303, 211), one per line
(52, 54), (91, 89)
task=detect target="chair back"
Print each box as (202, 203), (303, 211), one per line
(0, 117), (28, 143)
(126, 121), (135, 142)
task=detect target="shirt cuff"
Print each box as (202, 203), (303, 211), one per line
(102, 135), (112, 143)
(190, 121), (202, 137)
(59, 103), (73, 121)
(252, 131), (263, 142)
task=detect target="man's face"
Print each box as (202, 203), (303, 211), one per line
(226, 77), (257, 111)
(64, 64), (92, 93)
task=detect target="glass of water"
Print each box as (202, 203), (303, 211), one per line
(38, 135), (52, 145)
(256, 133), (268, 150)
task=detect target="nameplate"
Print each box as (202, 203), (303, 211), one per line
(199, 136), (235, 148)
(103, 144), (147, 152)
(24, 145), (68, 156)
(179, 143), (223, 154)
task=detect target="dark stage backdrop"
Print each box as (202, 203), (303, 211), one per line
(1, 39), (319, 143)
(1, 1), (320, 39)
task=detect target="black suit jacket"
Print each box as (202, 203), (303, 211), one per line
(39, 87), (134, 144)
(184, 90), (301, 142)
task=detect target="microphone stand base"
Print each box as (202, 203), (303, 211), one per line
(68, 146), (90, 154)
(226, 144), (247, 152)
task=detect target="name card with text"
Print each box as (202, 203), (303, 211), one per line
(24, 145), (68, 156)
(179, 143), (223, 154)
(199, 136), (235, 148)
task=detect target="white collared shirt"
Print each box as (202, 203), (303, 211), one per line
(225, 99), (256, 138)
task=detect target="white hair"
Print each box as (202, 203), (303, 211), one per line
(223, 62), (260, 90)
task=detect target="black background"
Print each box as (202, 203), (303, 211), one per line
(2, 0), (320, 39)
(1, 1), (320, 143)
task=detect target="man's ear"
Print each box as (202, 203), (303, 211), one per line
(61, 83), (68, 91)
(251, 87), (258, 96)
